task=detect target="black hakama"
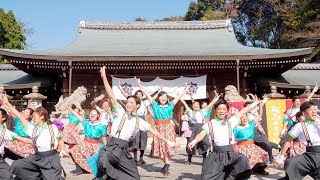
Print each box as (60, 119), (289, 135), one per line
(254, 127), (274, 162)
(98, 137), (140, 180)
(284, 145), (320, 180)
(187, 123), (210, 156)
(11, 150), (62, 180)
(130, 130), (147, 151)
(0, 156), (13, 180)
(201, 145), (251, 180)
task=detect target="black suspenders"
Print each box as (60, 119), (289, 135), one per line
(32, 124), (55, 152)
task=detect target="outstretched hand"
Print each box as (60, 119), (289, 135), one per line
(100, 66), (106, 78)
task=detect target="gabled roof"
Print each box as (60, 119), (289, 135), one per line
(258, 63), (320, 89)
(0, 20), (313, 61)
(0, 64), (52, 89)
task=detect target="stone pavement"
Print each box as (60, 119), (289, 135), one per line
(59, 137), (312, 180)
(7, 137), (312, 179)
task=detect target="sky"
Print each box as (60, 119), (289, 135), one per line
(1, 0), (193, 50)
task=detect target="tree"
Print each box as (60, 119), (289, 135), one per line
(0, 8), (29, 63)
(134, 17), (147, 21)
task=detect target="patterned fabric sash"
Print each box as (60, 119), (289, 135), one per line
(301, 122), (312, 146)
(0, 127), (6, 146)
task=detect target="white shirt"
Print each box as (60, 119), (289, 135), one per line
(110, 104), (151, 141)
(288, 119), (320, 146)
(202, 115), (240, 146)
(96, 106), (113, 126)
(137, 100), (150, 117)
(0, 127), (17, 155)
(187, 109), (206, 124)
(284, 107), (300, 123)
(25, 123), (61, 152)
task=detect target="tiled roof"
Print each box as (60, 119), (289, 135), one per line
(0, 19), (312, 60)
(0, 64), (18, 70)
(79, 20), (229, 30)
(292, 63), (320, 70)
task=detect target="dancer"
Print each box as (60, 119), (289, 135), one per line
(63, 104), (81, 150)
(3, 107), (34, 159)
(0, 107), (32, 180)
(118, 80), (151, 165)
(91, 94), (113, 128)
(279, 96), (301, 148)
(180, 91), (220, 164)
(1, 93), (65, 180)
(277, 101), (320, 180)
(97, 66), (178, 179)
(244, 94), (276, 163)
(68, 105), (107, 176)
(275, 84), (319, 165)
(233, 95), (270, 175)
(188, 99), (254, 180)
(137, 78), (189, 176)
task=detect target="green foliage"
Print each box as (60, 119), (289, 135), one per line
(158, 16), (184, 21)
(0, 9), (26, 49)
(201, 8), (226, 21)
(134, 17), (147, 21)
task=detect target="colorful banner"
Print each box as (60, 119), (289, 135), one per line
(265, 100), (287, 144)
(112, 75), (207, 100)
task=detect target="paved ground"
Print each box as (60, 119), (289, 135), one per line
(59, 137), (312, 180)
(7, 137), (312, 179)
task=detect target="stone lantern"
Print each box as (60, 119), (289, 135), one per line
(23, 86), (47, 109)
(298, 85), (320, 99)
(266, 86), (286, 99)
(0, 86), (13, 100)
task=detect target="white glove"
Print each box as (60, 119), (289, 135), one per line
(167, 141), (175, 147)
(313, 83), (319, 93)
(275, 154), (285, 164)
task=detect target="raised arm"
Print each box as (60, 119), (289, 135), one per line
(205, 90), (221, 111)
(136, 78), (154, 104)
(0, 94), (29, 127)
(90, 94), (105, 109)
(180, 99), (191, 112)
(117, 79), (128, 98)
(306, 83), (319, 101)
(254, 94), (269, 124)
(237, 94), (259, 118)
(100, 66), (118, 107)
(66, 104), (84, 123)
(172, 84), (191, 105)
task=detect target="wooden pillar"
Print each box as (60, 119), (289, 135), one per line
(68, 61), (73, 96)
(62, 77), (68, 98)
(236, 60), (240, 93)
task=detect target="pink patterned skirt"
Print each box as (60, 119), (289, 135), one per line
(234, 140), (269, 168)
(152, 120), (176, 160)
(69, 137), (100, 173)
(62, 123), (80, 145)
(5, 140), (34, 158)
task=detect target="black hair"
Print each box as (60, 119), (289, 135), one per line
(35, 107), (51, 124)
(127, 95), (141, 106)
(300, 101), (315, 112)
(292, 96), (299, 102)
(156, 91), (168, 105)
(192, 101), (200, 105)
(244, 101), (253, 108)
(23, 108), (34, 121)
(214, 99), (230, 110)
(201, 101), (208, 105)
(134, 90), (143, 96)
(295, 111), (303, 119)
(0, 108), (8, 122)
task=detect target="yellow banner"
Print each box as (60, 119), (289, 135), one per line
(265, 99), (286, 144)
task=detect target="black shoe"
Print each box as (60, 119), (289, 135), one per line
(139, 159), (146, 165)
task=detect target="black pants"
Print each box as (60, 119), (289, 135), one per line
(11, 150), (62, 180)
(0, 157), (13, 180)
(254, 128), (274, 162)
(284, 152), (320, 180)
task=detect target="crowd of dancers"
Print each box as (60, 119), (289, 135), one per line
(0, 66), (319, 180)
